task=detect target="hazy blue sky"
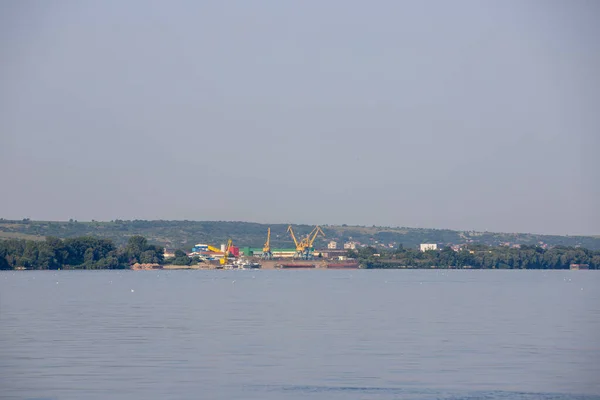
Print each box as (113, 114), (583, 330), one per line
(1, 0), (598, 235)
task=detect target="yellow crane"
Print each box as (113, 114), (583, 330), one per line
(262, 227), (272, 259)
(305, 225), (326, 249)
(300, 225), (325, 259)
(287, 225), (326, 259)
(219, 239), (233, 265)
(287, 225), (305, 258)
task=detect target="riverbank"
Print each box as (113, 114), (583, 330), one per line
(162, 263), (212, 270)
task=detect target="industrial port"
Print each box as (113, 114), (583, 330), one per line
(164, 225), (360, 270)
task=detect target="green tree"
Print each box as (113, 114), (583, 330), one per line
(140, 250), (160, 264)
(0, 256), (10, 270)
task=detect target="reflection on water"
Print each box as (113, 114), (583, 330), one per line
(1, 270), (599, 400)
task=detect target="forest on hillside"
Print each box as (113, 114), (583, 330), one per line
(1, 219), (599, 251)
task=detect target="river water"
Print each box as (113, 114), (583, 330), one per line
(1, 270), (599, 400)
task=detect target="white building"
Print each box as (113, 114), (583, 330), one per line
(420, 243), (438, 252)
(271, 250), (297, 258)
(163, 248), (176, 258)
(343, 242), (357, 250)
(327, 241), (337, 249)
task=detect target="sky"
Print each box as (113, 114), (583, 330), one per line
(1, 0), (599, 236)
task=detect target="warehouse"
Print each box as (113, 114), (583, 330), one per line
(242, 247), (297, 258)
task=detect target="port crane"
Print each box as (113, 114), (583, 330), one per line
(287, 225), (326, 259)
(303, 225), (325, 251)
(219, 239), (233, 265)
(262, 227), (272, 259)
(287, 225), (305, 258)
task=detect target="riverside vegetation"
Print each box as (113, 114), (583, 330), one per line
(350, 244), (600, 269)
(0, 235), (171, 270)
(1, 235), (599, 270)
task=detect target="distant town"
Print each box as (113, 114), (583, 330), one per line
(1, 219), (598, 271)
(175, 237), (544, 263)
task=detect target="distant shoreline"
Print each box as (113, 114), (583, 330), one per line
(4, 266), (595, 271)
(2, 233), (599, 271)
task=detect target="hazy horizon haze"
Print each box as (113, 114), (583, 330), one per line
(1, 0), (599, 236)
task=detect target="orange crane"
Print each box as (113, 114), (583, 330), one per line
(262, 228), (272, 259)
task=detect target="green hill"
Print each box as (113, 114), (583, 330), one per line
(1, 219), (599, 251)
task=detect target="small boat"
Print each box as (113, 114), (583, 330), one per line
(239, 262), (261, 269)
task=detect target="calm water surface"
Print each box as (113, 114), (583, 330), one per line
(1, 270), (599, 400)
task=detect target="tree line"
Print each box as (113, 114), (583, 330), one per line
(349, 244), (600, 269)
(0, 235), (164, 270)
(2, 235), (600, 270)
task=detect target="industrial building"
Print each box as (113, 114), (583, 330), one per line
(241, 247), (300, 258)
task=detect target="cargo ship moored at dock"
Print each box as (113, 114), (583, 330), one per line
(277, 263), (316, 269)
(325, 262), (360, 269)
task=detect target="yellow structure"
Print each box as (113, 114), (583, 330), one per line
(219, 239), (233, 265)
(303, 226), (325, 250)
(287, 225), (326, 259)
(262, 228), (272, 259)
(287, 225), (303, 257)
(207, 245), (222, 253)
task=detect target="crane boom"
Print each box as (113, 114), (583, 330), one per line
(263, 227), (271, 252)
(220, 239), (233, 265)
(308, 226), (325, 247)
(262, 228), (272, 259)
(287, 225), (302, 250)
(287, 225), (327, 259)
